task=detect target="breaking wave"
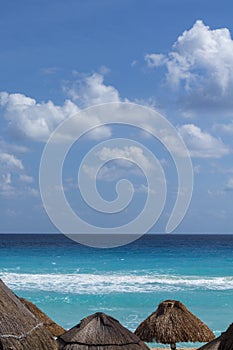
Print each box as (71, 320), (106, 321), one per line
(0, 272), (232, 294)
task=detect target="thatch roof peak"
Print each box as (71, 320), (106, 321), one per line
(57, 312), (150, 350)
(135, 299), (215, 348)
(80, 312), (112, 326)
(157, 300), (184, 313)
(0, 279), (57, 350)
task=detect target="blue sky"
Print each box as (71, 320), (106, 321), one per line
(1, 0), (233, 234)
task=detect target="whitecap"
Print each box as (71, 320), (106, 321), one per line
(0, 272), (232, 294)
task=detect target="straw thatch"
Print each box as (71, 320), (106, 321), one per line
(135, 300), (215, 349)
(57, 312), (150, 350)
(198, 336), (221, 350)
(198, 323), (233, 350)
(0, 279), (57, 350)
(20, 297), (65, 337)
(218, 323), (233, 350)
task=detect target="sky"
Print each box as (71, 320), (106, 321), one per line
(1, 0), (233, 234)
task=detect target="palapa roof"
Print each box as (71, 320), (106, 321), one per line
(198, 323), (233, 350)
(198, 336), (221, 350)
(20, 297), (65, 337)
(57, 312), (150, 350)
(219, 323), (233, 350)
(0, 279), (57, 350)
(135, 300), (215, 344)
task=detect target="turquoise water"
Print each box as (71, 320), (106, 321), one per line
(0, 234), (232, 347)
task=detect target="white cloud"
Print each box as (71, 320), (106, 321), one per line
(40, 66), (60, 75)
(0, 92), (79, 142)
(208, 177), (233, 195)
(225, 178), (233, 191)
(0, 150), (22, 196)
(134, 96), (158, 109)
(215, 122), (233, 135)
(0, 152), (24, 170)
(0, 73), (120, 143)
(97, 146), (153, 171)
(83, 159), (143, 182)
(0, 138), (29, 153)
(65, 72), (121, 107)
(98, 65), (111, 75)
(82, 146), (154, 182)
(146, 20), (233, 108)
(27, 188), (39, 197)
(85, 126), (112, 141)
(131, 60), (138, 67)
(134, 184), (157, 194)
(0, 173), (14, 197)
(178, 124), (231, 158)
(97, 161), (143, 182)
(0, 150), (37, 197)
(19, 174), (34, 183)
(194, 164), (201, 174)
(145, 53), (167, 68)
(207, 189), (227, 198)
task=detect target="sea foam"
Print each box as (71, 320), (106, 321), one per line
(0, 272), (232, 294)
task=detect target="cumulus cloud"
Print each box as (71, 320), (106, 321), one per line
(178, 124), (231, 158)
(97, 146), (153, 170)
(0, 92), (79, 142)
(0, 72), (124, 196)
(146, 20), (233, 109)
(0, 73), (121, 143)
(82, 146), (154, 182)
(85, 126), (112, 141)
(65, 72), (121, 107)
(97, 161), (143, 182)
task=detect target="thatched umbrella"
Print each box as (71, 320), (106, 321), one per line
(20, 297), (65, 337)
(219, 323), (233, 350)
(0, 279), (57, 350)
(135, 300), (215, 350)
(198, 323), (233, 350)
(198, 336), (221, 350)
(57, 312), (150, 350)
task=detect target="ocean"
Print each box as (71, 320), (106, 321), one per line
(0, 234), (232, 348)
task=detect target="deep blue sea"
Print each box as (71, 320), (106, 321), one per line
(0, 234), (232, 347)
